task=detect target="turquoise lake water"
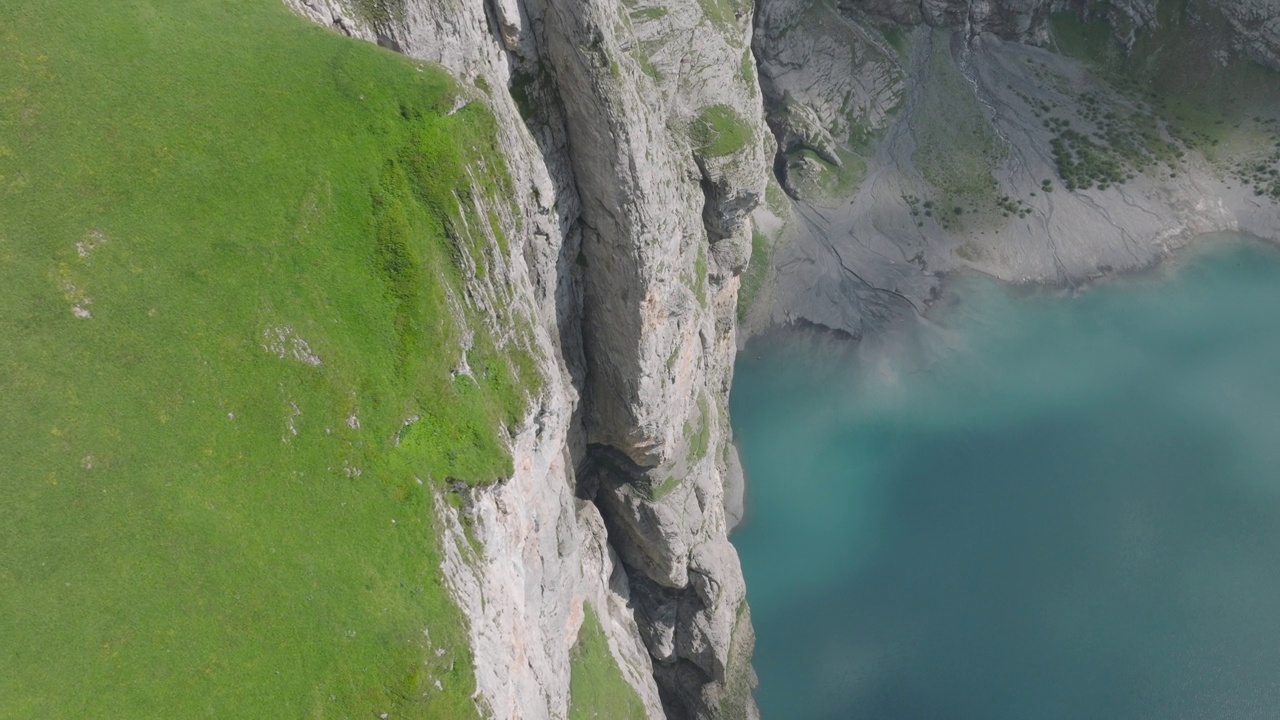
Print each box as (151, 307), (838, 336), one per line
(730, 235), (1280, 719)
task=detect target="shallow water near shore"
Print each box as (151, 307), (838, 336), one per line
(730, 234), (1280, 720)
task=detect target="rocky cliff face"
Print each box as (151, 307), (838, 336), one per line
(840, 0), (1280, 65)
(285, 0), (765, 717)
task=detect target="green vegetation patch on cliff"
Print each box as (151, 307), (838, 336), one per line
(685, 394), (712, 464)
(784, 147), (867, 207)
(912, 29), (1006, 228)
(715, 600), (757, 717)
(0, 1), (538, 717)
(692, 104), (753, 158)
(698, 0), (747, 33)
(568, 606), (648, 720)
(630, 5), (668, 21)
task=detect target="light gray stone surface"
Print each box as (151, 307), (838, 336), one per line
(279, 0), (376, 40)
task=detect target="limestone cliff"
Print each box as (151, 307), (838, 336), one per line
(285, 0), (765, 717)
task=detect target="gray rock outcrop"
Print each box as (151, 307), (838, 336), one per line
(1215, 0), (1280, 69)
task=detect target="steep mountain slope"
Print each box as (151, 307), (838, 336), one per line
(748, 0), (1280, 339)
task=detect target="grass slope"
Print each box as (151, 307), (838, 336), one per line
(568, 607), (648, 720)
(0, 1), (535, 716)
(912, 29), (1006, 229)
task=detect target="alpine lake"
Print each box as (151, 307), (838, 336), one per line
(732, 233), (1280, 720)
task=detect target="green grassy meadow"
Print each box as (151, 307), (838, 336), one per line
(567, 607), (648, 720)
(0, 1), (534, 716)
